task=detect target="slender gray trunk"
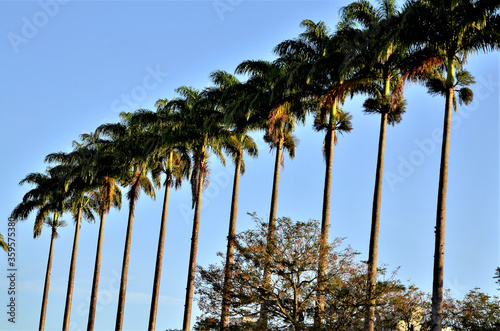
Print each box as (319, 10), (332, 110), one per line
(259, 137), (284, 326)
(431, 87), (453, 331)
(149, 176), (171, 331)
(316, 124), (335, 326)
(221, 153), (242, 329)
(87, 212), (106, 331)
(63, 207), (82, 331)
(40, 228), (56, 331)
(365, 112), (388, 331)
(182, 171), (205, 331)
(115, 200), (137, 330)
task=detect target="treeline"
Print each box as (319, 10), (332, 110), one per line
(7, 0), (499, 331)
(195, 216), (500, 330)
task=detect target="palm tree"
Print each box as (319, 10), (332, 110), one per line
(11, 168), (68, 331)
(235, 60), (304, 326)
(96, 114), (156, 331)
(75, 133), (123, 331)
(401, 1), (499, 329)
(337, 1), (414, 328)
(274, 20), (359, 324)
(205, 70), (259, 329)
(41, 215), (68, 331)
(86, 176), (122, 331)
(169, 86), (226, 331)
(45, 142), (100, 331)
(127, 102), (191, 331)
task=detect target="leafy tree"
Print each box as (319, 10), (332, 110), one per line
(447, 288), (500, 330)
(419, 289), (500, 331)
(375, 283), (429, 330)
(196, 215), (360, 330)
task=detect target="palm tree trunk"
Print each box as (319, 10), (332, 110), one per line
(259, 137), (284, 326)
(39, 227), (56, 331)
(115, 200), (137, 331)
(431, 85), (454, 331)
(87, 211), (106, 331)
(63, 207), (82, 331)
(221, 152), (243, 329)
(316, 105), (337, 326)
(148, 174), (172, 331)
(365, 111), (388, 331)
(182, 171), (205, 331)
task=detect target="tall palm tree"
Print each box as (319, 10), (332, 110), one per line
(41, 215), (68, 331)
(45, 143), (100, 331)
(235, 60), (304, 326)
(97, 114), (156, 331)
(401, 1), (499, 329)
(75, 132), (123, 331)
(127, 103), (191, 331)
(205, 70), (259, 329)
(274, 20), (359, 324)
(169, 86), (226, 331)
(337, 1), (414, 328)
(11, 168), (68, 331)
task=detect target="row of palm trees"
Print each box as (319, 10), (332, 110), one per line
(10, 0), (498, 330)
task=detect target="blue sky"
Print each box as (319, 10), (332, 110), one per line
(0, 1), (498, 330)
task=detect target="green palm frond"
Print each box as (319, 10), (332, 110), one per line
(339, 0), (377, 30)
(139, 173), (156, 200)
(455, 70), (475, 87)
(11, 200), (39, 221)
(43, 214), (67, 239)
(0, 233), (8, 252)
(425, 68), (475, 111)
(457, 87), (474, 107)
(425, 70), (447, 97)
(126, 171), (142, 209)
(282, 132), (299, 161)
(95, 122), (127, 140)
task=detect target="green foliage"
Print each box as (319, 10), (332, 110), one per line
(196, 216), (500, 330)
(169, 85), (227, 208)
(44, 214), (67, 239)
(196, 215), (414, 329)
(11, 168), (70, 238)
(0, 233), (7, 252)
(425, 68), (476, 111)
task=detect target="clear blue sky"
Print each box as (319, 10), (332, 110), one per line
(1, 1), (498, 330)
